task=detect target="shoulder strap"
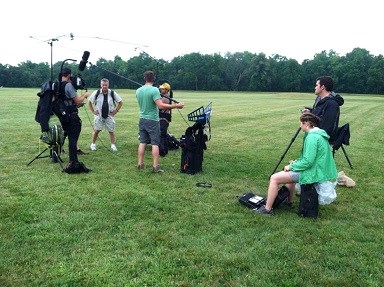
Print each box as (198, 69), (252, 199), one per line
(94, 89), (101, 103)
(111, 90), (115, 102)
(55, 81), (68, 100)
(94, 89), (115, 104)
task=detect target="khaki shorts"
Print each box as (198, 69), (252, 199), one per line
(94, 115), (115, 132)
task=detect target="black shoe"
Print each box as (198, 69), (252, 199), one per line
(40, 132), (51, 144)
(77, 149), (88, 155)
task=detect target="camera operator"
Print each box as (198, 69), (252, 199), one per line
(53, 67), (91, 173)
(301, 76), (344, 143)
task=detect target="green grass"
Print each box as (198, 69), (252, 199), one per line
(0, 88), (383, 286)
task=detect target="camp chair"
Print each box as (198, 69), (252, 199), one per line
(330, 123), (353, 169)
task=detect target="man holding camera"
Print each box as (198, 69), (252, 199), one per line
(53, 67), (91, 173)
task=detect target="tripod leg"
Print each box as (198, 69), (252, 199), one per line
(270, 127), (301, 177)
(341, 145), (353, 169)
(27, 147), (49, 166)
(51, 150), (65, 170)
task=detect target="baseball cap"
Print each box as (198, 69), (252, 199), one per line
(61, 67), (72, 76)
(159, 83), (171, 90)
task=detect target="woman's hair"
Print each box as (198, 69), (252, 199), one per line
(300, 112), (320, 128)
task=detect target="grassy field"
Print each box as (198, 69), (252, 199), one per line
(0, 87), (383, 286)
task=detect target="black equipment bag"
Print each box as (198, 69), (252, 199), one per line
(180, 122), (207, 174)
(63, 161), (92, 174)
(298, 183), (319, 218)
(272, 185), (290, 208)
(237, 186), (289, 210)
(237, 192), (265, 209)
(166, 133), (180, 150)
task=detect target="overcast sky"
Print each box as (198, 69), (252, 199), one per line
(1, 0), (382, 67)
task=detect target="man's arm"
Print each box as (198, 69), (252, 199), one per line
(73, 91), (89, 106)
(155, 99), (184, 110)
(112, 101), (123, 116)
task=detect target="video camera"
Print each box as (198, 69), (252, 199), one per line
(71, 74), (86, 90)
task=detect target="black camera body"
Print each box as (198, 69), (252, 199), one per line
(71, 74), (86, 90)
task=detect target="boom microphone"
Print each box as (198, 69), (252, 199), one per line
(82, 51), (90, 61)
(78, 51), (90, 72)
(78, 60), (87, 72)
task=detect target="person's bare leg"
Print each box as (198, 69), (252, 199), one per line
(138, 143), (146, 166)
(152, 145), (160, 168)
(109, 131), (116, 145)
(265, 171), (294, 210)
(92, 130), (100, 144)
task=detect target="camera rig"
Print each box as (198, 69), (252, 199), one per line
(59, 51), (90, 90)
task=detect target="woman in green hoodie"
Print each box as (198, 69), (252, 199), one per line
(256, 113), (337, 216)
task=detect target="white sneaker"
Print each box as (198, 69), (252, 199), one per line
(111, 144), (117, 152)
(90, 143), (97, 151)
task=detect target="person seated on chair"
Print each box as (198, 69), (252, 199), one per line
(255, 113), (338, 216)
(301, 76), (344, 143)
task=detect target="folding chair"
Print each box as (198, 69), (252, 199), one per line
(330, 123), (353, 169)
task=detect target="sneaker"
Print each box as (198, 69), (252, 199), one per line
(153, 166), (164, 173)
(40, 132), (51, 144)
(137, 163), (145, 170)
(111, 144), (117, 152)
(90, 143), (97, 151)
(253, 205), (274, 216)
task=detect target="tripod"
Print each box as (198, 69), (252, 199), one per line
(27, 143), (64, 170)
(270, 127), (301, 177)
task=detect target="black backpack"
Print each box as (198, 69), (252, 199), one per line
(180, 123), (208, 174)
(94, 89), (116, 106)
(298, 184), (319, 218)
(51, 81), (77, 122)
(237, 186), (289, 210)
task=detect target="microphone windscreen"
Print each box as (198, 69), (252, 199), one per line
(82, 51), (90, 62)
(78, 60), (87, 72)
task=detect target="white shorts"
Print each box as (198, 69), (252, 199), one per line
(94, 115), (115, 132)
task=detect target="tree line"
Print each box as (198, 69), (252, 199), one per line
(1, 47), (384, 94)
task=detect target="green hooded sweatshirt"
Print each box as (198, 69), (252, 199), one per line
(290, 128), (337, 184)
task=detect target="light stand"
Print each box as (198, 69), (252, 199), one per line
(29, 33), (74, 81)
(48, 38), (58, 81)
(27, 143), (64, 170)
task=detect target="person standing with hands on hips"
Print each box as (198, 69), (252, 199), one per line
(88, 78), (123, 152)
(136, 71), (184, 173)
